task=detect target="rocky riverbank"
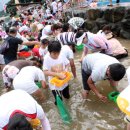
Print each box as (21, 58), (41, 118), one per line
(64, 3), (130, 39)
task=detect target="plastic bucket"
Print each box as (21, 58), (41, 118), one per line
(18, 51), (31, 58)
(108, 91), (120, 103)
(36, 82), (42, 88)
(76, 44), (84, 51)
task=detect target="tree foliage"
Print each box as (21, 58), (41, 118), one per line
(6, 0), (17, 16)
(6, 0), (44, 15)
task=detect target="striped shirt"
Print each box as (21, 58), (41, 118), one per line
(56, 32), (76, 45)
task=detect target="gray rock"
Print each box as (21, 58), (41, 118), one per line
(111, 24), (122, 36)
(120, 29), (130, 39)
(87, 9), (103, 20)
(121, 19), (130, 32)
(104, 7), (125, 23)
(84, 20), (96, 31)
(96, 18), (108, 30)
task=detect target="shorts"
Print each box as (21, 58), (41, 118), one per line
(52, 85), (70, 105)
(81, 69), (91, 91)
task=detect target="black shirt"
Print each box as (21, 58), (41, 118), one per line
(3, 35), (23, 62)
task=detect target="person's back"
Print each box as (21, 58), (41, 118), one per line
(57, 32), (76, 45)
(0, 89), (51, 130)
(4, 35), (22, 61)
(61, 45), (73, 59)
(14, 66), (42, 81)
(2, 27), (23, 64)
(0, 90), (36, 129)
(82, 53), (119, 73)
(9, 60), (33, 70)
(13, 66), (45, 94)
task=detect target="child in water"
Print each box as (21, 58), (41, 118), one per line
(43, 41), (70, 105)
(39, 39), (49, 62)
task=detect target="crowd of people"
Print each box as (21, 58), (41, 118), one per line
(0, 1), (129, 130)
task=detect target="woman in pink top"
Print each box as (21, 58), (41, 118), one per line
(97, 25), (128, 59)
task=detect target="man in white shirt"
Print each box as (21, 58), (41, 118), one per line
(0, 90), (51, 130)
(13, 66), (46, 100)
(81, 53), (126, 102)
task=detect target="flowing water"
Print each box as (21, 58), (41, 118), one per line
(0, 38), (130, 130)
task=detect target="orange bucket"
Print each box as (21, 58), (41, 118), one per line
(50, 72), (72, 88)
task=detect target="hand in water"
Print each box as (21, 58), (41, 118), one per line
(57, 73), (66, 80)
(98, 93), (107, 102)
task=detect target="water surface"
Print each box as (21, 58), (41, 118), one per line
(0, 38), (130, 130)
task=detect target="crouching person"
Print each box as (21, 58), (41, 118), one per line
(13, 66), (46, 100)
(0, 90), (51, 130)
(2, 58), (41, 92)
(81, 53), (126, 102)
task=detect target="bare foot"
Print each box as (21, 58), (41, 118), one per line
(81, 90), (89, 99)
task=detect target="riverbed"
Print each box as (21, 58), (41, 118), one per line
(0, 38), (130, 130)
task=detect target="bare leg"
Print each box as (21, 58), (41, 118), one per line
(0, 64), (5, 71)
(81, 90), (89, 99)
(32, 89), (45, 101)
(127, 124), (130, 130)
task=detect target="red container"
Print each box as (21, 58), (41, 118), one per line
(18, 51), (31, 58)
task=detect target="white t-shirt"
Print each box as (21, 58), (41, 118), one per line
(0, 90), (51, 130)
(41, 25), (52, 39)
(39, 47), (48, 57)
(19, 25), (30, 33)
(13, 66), (45, 94)
(58, 2), (63, 11)
(43, 53), (69, 90)
(82, 53), (119, 82)
(51, 1), (58, 13)
(61, 45), (74, 59)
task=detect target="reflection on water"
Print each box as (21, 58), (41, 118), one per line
(0, 38), (130, 130)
